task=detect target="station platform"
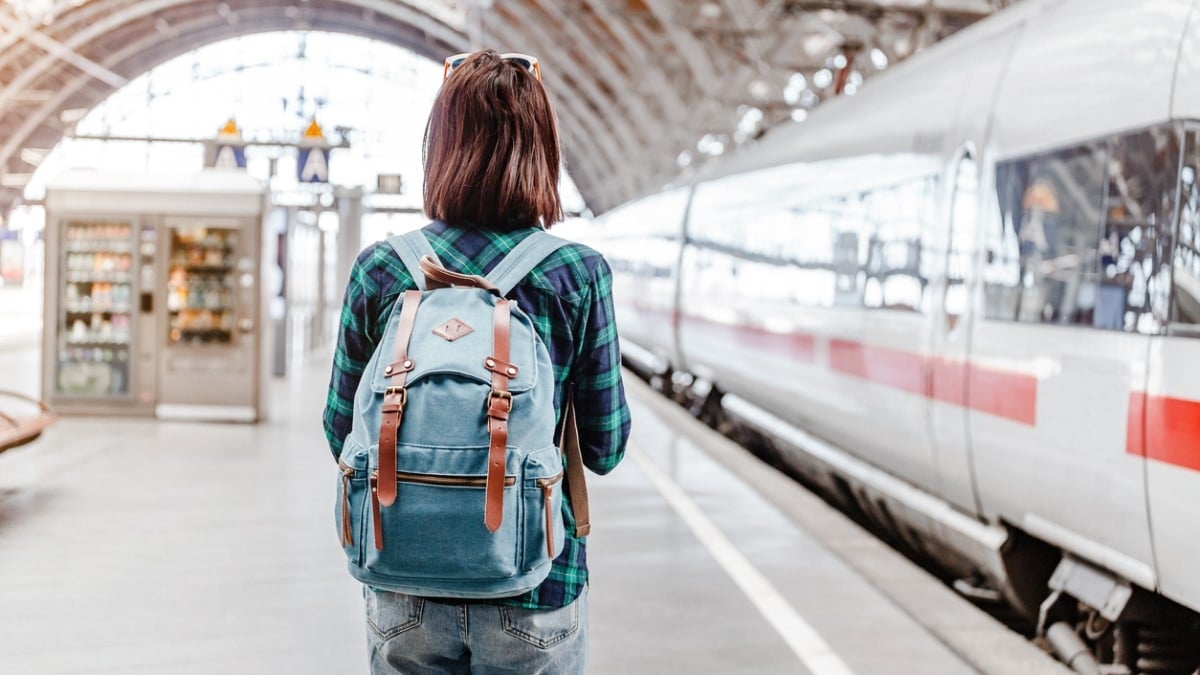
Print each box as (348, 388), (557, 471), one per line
(0, 342), (1067, 675)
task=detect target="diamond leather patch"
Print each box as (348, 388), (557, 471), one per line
(433, 318), (474, 342)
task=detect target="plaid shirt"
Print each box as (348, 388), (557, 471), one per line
(323, 221), (631, 610)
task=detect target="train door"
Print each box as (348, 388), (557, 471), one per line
(969, 0), (1189, 589)
(928, 147), (982, 515)
(926, 26), (1024, 517)
(1143, 123), (1200, 614)
(1146, 10), (1200, 615)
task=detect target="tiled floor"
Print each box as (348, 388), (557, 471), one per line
(0, 346), (1063, 674)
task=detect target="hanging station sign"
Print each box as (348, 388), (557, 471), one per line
(297, 118), (331, 184)
(206, 118), (247, 170)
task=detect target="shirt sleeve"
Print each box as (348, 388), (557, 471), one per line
(569, 255), (631, 475)
(323, 246), (383, 461)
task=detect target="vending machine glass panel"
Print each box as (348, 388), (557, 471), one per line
(167, 226), (237, 345)
(56, 219), (135, 397)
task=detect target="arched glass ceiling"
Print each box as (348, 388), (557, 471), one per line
(25, 31), (586, 239)
(0, 0), (1017, 215)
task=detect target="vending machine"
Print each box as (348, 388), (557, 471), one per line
(43, 170), (269, 421)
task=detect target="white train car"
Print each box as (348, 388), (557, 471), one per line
(598, 0), (1200, 670)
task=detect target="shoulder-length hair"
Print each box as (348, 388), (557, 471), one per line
(423, 50), (563, 231)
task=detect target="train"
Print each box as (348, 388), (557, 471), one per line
(590, 0), (1200, 672)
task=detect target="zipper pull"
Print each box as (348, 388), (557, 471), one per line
(370, 474), (384, 551)
(341, 470), (354, 547)
(543, 483), (556, 559)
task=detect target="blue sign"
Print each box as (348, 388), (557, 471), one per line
(212, 143), (247, 169)
(298, 146), (330, 183)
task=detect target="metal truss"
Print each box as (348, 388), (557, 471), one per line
(0, 0), (1014, 215)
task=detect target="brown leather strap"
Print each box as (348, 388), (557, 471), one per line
(420, 256), (498, 291)
(561, 391), (590, 537)
(377, 290), (421, 509)
(484, 299), (512, 533)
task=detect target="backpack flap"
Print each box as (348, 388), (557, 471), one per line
(369, 290), (538, 396)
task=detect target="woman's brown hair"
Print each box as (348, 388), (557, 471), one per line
(423, 50), (563, 230)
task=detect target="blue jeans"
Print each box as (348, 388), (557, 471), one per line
(364, 587), (587, 674)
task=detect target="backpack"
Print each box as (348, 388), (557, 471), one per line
(335, 228), (590, 599)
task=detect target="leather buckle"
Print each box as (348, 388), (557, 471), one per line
(486, 389), (513, 414)
(384, 386), (408, 408)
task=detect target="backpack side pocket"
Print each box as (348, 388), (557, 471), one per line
(521, 446), (565, 573)
(336, 444), (370, 568)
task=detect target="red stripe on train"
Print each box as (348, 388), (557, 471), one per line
(1127, 392), (1146, 459)
(830, 341), (1037, 425)
(1141, 394), (1200, 472)
(829, 339), (926, 396)
(965, 363), (1038, 426)
(679, 315), (817, 363)
(655, 310), (1197, 470)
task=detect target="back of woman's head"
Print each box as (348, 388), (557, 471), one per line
(423, 50), (563, 231)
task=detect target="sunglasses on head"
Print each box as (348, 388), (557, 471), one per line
(443, 52), (542, 82)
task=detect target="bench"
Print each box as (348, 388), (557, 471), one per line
(0, 390), (55, 453)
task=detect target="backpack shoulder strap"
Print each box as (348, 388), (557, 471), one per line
(486, 230), (571, 296)
(387, 228), (440, 291)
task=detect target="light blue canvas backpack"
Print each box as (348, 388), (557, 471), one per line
(335, 228), (589, 598)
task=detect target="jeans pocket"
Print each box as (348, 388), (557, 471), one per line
(365, 589), (424, 640)
(500, 598), (580, 649)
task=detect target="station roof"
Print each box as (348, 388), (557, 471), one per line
(0, 0), (1014, 215)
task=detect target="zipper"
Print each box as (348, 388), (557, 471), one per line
(370, 470), (516, 488)
(537, 472), (564, 558)
(338, 461), (359, 547)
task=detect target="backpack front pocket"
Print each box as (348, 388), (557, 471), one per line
(364, 463), (522, 582)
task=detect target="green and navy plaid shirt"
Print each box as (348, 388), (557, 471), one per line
(323, 220), (631, 610)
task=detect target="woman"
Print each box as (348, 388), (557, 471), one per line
(323, 50), (631, 673)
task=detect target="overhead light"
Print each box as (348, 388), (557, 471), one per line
(20, 148), (47, 166)
(747, 79), (772, 101)
(737, 107), (764, 135)
(783, 73), (807, 105)
(831, 53), (848, 69)
(12, 89), (54, 104)
(791, 109), (809, 123)
(802, 33), (838, 59)
(59, 108), (89, 125)
(1, 173), (32, 188)
(813, 68), (834, 89)
(697, 134), (726, 157)
(699, 2), (722, 19)
(870, 48), (889, 69)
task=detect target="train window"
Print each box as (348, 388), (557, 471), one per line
(1104, 126), (1177, 334)
(862, 177), (936, 312)
(985, 141), (1108, 326)
(686, 159), (937, 312)
(985, 125), (1180, 333)
(597, 187), (690, 280)
(1173, 129), (1200, 329)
